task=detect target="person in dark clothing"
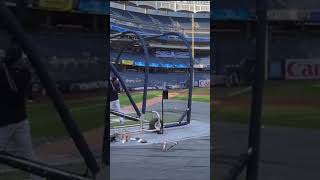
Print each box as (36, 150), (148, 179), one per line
(0, 40), (43, 180)
(110, 76), (120, 102)
(0, 45), (29, 126)
(110, 75), (124, 124)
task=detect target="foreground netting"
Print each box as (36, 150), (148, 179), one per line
(213, 1), (267, 180)
(0, 1), (106, 179)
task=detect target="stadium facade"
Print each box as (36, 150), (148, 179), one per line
(110, 1), (210, 89)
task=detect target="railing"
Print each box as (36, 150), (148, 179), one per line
(110, 15), (209, 35)
(129, 1), (210, 13)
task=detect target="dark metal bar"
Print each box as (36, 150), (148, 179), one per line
(102, 26), (110, 166)
(111, 40), (139, 64)
(178, 109), (189, 124)
(111, 109), (191, 129)
(114, 47), (125, 65)
(160, 98), (164, 134)
(246, 0), (267, 179)
(110, 62), (141, 117)
(111, 109), (190, 129)
(225, 153), (251, 180)
(110, 31), (194, 127)
(145, 32), (194, 124)
(109, 31), (150, 115)
(0, 1), (99, 175)
(163, 121), (189, 128)
(110, 110), (140, 122)
(0, 152), (91, 180)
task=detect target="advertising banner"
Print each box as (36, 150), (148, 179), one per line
(155, 51), (190, 58)
(149, 63), (160, 67)
(285, 59), (320, 80)
(194, 64), (205, 68)
(212, 9), (250, 20)
(199, 80), (210, 88)
(175, 64), (188, 68)
(38, 0), (73, 11)
(175, 52), (190, 58)
(268, 10), (306, 21)
(122, 60), (134, 65)
(134, 61), (145, 67)
(78, 0), (108, 15)
(161, 63), (174, 68)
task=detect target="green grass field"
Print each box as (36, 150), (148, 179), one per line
(118, 90), (163, 107)
(111, 112), (181, 127)
(172, 88), (210, 102)
(27, 91), (162, 138)
(28, 88), (210, 138)
(213, 80), (320, 129)
(113, 88), (210, 127)
(173, 95), (210, 102)
(27, 96), (106, 138)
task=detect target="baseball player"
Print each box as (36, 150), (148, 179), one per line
(110, 75), (124, 125)
(0, 39), (43, 180)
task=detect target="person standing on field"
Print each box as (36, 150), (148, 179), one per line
(0, 39), (43, 180)
(110, 75), (124, 125)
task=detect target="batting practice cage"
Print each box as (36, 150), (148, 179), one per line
(0, 1), (108, 179)
(213, 0), (267, 180)
(109, 31), (194, 135)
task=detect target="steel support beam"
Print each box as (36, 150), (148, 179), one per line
(0, 1), (99, 176)
(246, 0), (267, 179)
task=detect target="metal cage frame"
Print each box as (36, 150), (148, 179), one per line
(109, 31), (194, 129)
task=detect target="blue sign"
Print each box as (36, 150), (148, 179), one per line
(310, 11), (320, 21)
(175, 64), (188, 68)
(79, 0), (108, 15)
(134, 61), (145, 67)
(162, 63), (174, 68)
(149, 63), (160, 67)
(212, 9), (251, 20)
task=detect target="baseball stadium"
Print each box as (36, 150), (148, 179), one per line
(212, 0), (320, 180)
(0, 0), (108, 179)
(109, 1), (210, 180)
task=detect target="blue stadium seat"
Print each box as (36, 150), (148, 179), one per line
(130, 11), (154, 23)
(111, 8), (134, 20)
(151, 15), (173, 25)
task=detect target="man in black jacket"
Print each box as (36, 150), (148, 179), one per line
(0, 40), (42, 180)
(110, 75), (124, 125)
